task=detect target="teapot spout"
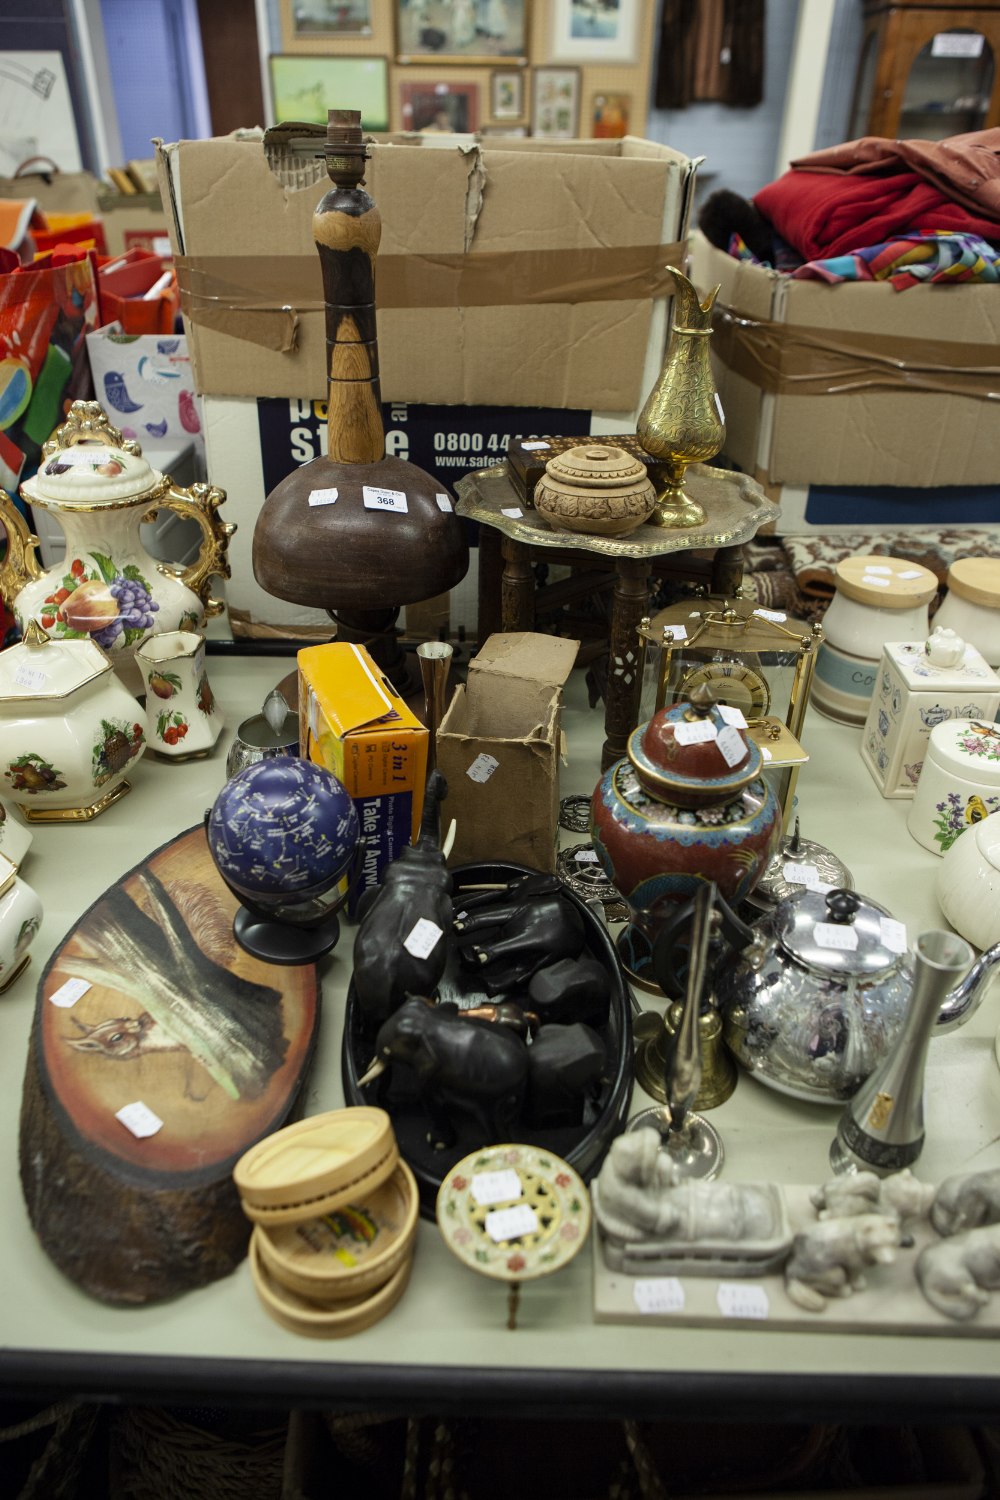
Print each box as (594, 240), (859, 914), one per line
(935, 939), (1000, 1032)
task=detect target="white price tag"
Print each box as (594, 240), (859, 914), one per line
(862, 575), (891, 588)
(574, 849), (599, 863)
(115, 1100), (164, 1139)
(898, 569), (925, 580)
(880, 916), (908, 954)
(716, 725), (748, 767)
(467, 752), (500, 783)
(673, 720), (717, 746)
(521, 441), (550, 451)
(716, 1282), (769, 1319)
(485, 1203), (538, 1243)
(753, 608), (786, 623)
(864, 565), (892, 575)
(760, 744), (772, 761)
(152, 235), (173, 258)
(932, 30), (984, 56)
(471, 1169), (522, 1207)
(783, 861), (821, 888)
(14, 665), (47, 691)
(633, 1277), (685, 1315)
(814, 921), (860, 952)
(661, 624), (688, 641)
(435, 493), (454, 512)
(308, 487), (338, 507)
(49, 447), (113, 468)
(49, 977), (91, 1008)
(717, 704), (748, 728)
(501, 507), (523, 518)
(362, 485), (408, 514)
(403, 917), (443, 960)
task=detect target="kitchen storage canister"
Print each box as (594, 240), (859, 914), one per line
(933, 557), (1000, 669)
(812, 556), (938, 725)
(906, 717), (1000, 855)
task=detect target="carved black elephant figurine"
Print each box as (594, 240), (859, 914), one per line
(352, 772), (453, 1025)
(359, 996), (529, 1149)
(457, 891), (586, 995)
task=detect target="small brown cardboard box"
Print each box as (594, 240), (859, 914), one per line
(690, 229), (1000, 490)
(155, 134), (697, 415)
(436, 632), (579, 873)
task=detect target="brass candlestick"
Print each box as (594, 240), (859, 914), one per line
(637, 267), (725, 530)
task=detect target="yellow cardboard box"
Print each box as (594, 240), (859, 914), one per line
(297, 643), (427, 913)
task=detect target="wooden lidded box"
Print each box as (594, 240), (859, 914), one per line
(861, 638), (1000, 798)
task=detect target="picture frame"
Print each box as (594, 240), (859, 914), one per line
(286, 0), (373, 39)
(591, 91), (631, 139)
(531, 66), (580, 140)
(394, 0), (529, 66)
(268, 54), (390, 131)
(399, 80), (480, 133)
(491, 68), (524, 121)
(549, 0), (640, 65)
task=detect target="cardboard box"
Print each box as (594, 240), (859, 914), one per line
(690, 229), (1000, 490)
(298, 642), (428, 914)
(86, 325), (203, 450)
(436, 632), (578, 872)
(156, 134), (698, 418)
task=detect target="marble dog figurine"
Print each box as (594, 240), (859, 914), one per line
(784, 1214), (902, 1313)
(916, 1224), (1000, 1321)
(930, 1168), (1000, 1237)
(811, 1169), (935, 1225)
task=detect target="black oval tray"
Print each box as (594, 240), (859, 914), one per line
(342, 860), (634, 1218)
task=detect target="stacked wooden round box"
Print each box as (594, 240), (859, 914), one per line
(234, 1107), (419, 1337)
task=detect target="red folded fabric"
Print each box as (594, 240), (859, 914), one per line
(790, 128), (1000, 220)
(753, 167), (1000, 262)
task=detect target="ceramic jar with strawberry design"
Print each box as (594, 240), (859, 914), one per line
(1, 401), (235, 691)
(0, 621), (146, 820)
(135, 630), (223, 759)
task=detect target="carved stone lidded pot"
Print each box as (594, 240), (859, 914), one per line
(590, 685), (780, 985)
(252, 110), (467, 684)
(533, 444), (657, 538)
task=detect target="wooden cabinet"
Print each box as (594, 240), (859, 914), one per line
(851, 0), (1000, 140)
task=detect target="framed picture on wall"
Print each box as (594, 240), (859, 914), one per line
(591, 91), (630, 138)
(491, 68), (524, 121)
(531, 66), (580, 140)
(399, 80), (480, 133)
(549, 0), (640, 65)
(394, 1), (529, 66)
(287, 0), (373, 38)
(269, 54), (390, 130)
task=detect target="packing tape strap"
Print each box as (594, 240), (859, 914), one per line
(712, 304), (1000, 401)
(175, 242), (686, 350)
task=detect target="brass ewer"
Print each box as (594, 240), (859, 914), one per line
(637, 267), (725, 530)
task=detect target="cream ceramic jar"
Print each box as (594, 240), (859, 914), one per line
(906, 716), (1000, 856)
(937, 809), (1000, 951)
(812, 555), (938, 725)
(933, 557), (1000, 669)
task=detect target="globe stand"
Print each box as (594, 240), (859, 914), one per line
(232, 902), (341, 966)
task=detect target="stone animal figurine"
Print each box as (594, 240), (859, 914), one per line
(784, 1215), (902, 1313)
(457, 889), (586, 995)
(930, 1168), (1000, 1237)
(916, 1224), (1000, 1321)
(811, 1169), (935, 1226)
(352, 772), (453, 1026)
(358, 995), (528, 1149)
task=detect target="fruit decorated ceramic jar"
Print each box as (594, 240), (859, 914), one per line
(0, 621), (146, 821)
(1, 401), (234, 691)
(590, 686), (781, 984)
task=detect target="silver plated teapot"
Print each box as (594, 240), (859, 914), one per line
(716, 887), (1000, 1104)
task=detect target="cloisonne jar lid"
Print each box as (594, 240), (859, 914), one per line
(627, 684), (762, 810)
(775, 887), (904, 979)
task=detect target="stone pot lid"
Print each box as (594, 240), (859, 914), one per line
(23, 442), (161, 506)
(627, 685), (762, 807)
(925, 717), (1000, 786)
(776, 887), (904, 978)
(545, 444), (648, 490)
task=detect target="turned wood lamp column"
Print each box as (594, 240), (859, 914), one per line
(252, 110), (467, 686)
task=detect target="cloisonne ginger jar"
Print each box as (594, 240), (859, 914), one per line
(0, 621), (146, 820)
(590, 685), (780, 984)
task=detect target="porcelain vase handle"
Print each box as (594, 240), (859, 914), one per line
(0, 496), (45, 606)
(146, 482), (235, 618)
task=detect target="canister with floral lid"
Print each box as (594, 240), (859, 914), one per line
(906, 716), (1000, 856)
(0, 621), (146, 820)
(812, 555), (938, 725)
(933, 557), (1000, 669)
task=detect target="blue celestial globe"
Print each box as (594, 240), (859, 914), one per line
(207, 757), (360, 912)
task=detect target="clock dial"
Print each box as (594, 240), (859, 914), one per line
(679, 659), (771, 720)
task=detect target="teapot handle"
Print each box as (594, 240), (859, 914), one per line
(145, 481), (236, 618)
(0, 498), (45, 605)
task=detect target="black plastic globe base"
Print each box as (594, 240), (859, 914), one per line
(232, 905), (341, 965)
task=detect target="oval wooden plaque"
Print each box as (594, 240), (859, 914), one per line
(19, 825), (320, 1305)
